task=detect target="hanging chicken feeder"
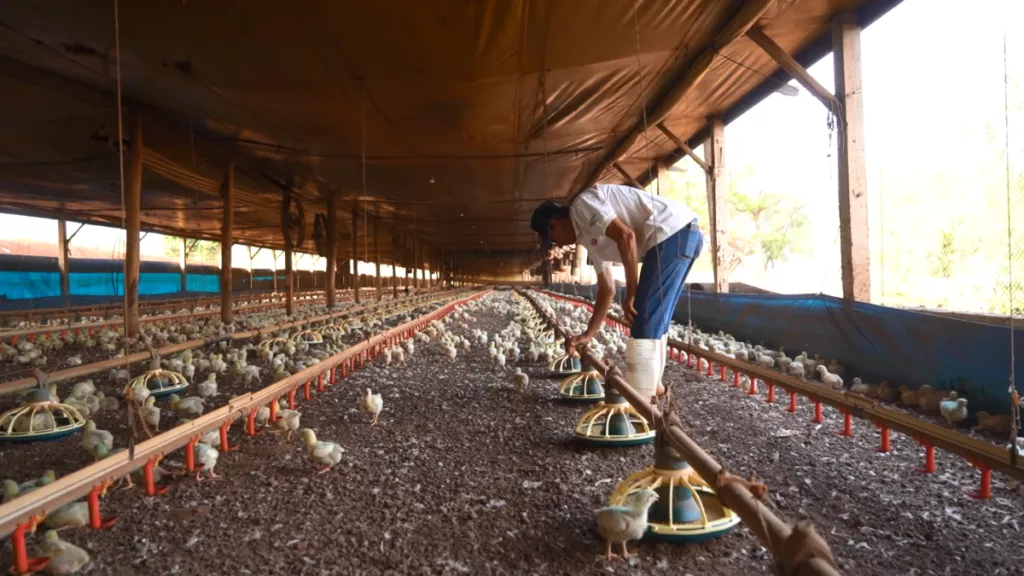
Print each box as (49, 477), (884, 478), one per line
(290, 330), (324, 346)
(0, 391), (87, 443)
(549, 350), (582, 376)
(609, 442), (741, 542)
(132, 369), (189, 399)
(316, 324), (345, 337)
(558, 370), (605, 403)
(574, 389), (655, 447)
(259, 337), (291, 351)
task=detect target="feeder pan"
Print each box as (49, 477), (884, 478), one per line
(548, 351), (582, 376)
(130, 369), (189, 399)
(291, 330), (324, 345)
(259, 337), (290, 351)
(317, 324), (345, 337)
(0, 393), (86, 443)
(610, 442), (741, 542)
(558, 370), (605, 403)
(574, 389), (655, 446)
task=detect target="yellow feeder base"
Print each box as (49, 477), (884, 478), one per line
(558, 370), (605, 403)
(574, 392), (655, 446)
(610, 450), (741, 542)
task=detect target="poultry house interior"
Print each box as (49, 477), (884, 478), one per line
(0, 289), (1019, 575)
(2, 1), (1021, 574)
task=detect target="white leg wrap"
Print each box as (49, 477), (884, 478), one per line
(625, 338), (662, 401)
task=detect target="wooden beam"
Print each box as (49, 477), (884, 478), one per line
(123, 109), (143, 337)
(612, 162), (643, 189)
(833, 12), (870, 301)
(220, 158), (234, 324)
(746, 26), (838, 112)
(325, 195), (337, 308)
(704, 117), (729, 293)
(656, 122), (711, 173)
(351, 207), (360, 303)
(57, 217), (69, 301)
(581, 0), (775, 190)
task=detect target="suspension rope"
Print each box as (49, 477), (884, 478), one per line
(113, 0), (128, 309)
(1002, 28), (1019, 455)
(630, 0), (667, 329)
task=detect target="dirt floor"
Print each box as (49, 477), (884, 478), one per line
(3, 290), (1022, 575)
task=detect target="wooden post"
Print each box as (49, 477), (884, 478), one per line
(271, 249), (279, 293)
(326, 195), (337, 308)
(284, 246), (294, 316)
(373, 216), (382, 300)
(412, 233), (419, 289)
(833, 12), (870, 301)
(180, 238), (187, 292)
(57, 217), (69, 302)
(392, 232), (399, 298)
(704, 117), (729, 293)
(220, 158), (234, 324)
(123, 109), (143, 338)
(351, 207), (360, 303)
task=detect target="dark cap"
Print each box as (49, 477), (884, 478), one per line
(530, 200), (568, 248)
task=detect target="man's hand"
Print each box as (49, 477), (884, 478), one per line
(567, 333), (591, 356)
(623, 292), (638, 325)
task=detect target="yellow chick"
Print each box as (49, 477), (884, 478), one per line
(898, 386), (920, 407)
(143, 396), (161, 432)
(877, 381), (895, 403)
(193, 442), (220, 481)
(80, 420), (113, 461)
(939, 394), (969, 428)
(360, 388), (383, 425)
(976, 411), (1012, 435)
(274, 409), (302, 442)
(44, 501), (90, 531)
(595, 489), (660, 560)
(35, 530), (90, 575)
(169, 394), (205, 419)
(299, 428), (344, 473)
(197, 373), (218, 399)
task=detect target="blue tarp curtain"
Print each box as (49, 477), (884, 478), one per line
(548, 283), (1023, 416)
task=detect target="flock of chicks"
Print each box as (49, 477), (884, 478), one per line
(678, 325), (990, 432)
(0, 297), (445, 574)
(0, 298), (331, 381)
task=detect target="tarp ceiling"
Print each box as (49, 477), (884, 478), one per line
(0, 0), (900, 276)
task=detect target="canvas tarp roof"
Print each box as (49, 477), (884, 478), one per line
(0, 0), (899, 277)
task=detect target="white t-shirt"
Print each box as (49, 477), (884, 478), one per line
(569, 184), (697, 271)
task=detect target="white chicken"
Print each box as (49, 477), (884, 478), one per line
(197, 373), (218, 398)
(513, 367), (529, 394)
(816, 365), (843, 390)
(299, 429), (345, 473)
(360, 389), (383, 425)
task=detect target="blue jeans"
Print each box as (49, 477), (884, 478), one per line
(630, 223), (703, 339)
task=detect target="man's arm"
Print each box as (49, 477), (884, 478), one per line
(569, 265), (613, 353)
(604, 217), (638, 323)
